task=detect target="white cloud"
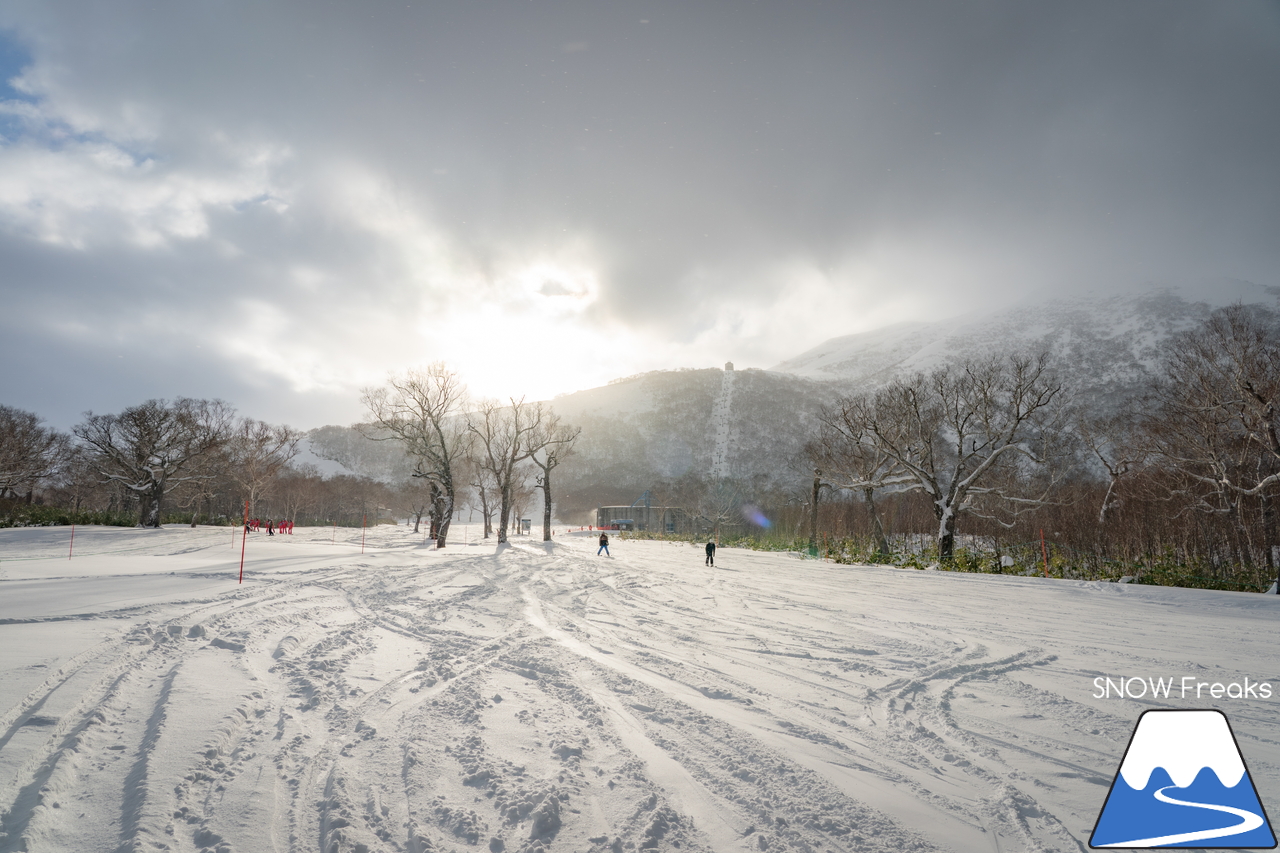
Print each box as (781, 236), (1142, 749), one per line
(1, 0), (1274, 429)
(0, 132), (289, 249)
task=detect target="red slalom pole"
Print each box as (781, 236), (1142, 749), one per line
(361, 513), (367, 554)
(239, 500), (249, 584)
(68, 524), (75, 560)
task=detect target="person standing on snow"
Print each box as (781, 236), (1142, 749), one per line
(598, 532), (610, 556)
(705, 540), (716, 566)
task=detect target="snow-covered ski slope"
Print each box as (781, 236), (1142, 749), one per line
(1, 526), (1278, 853)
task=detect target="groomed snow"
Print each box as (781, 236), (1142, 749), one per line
(1, 525), (1278, 853)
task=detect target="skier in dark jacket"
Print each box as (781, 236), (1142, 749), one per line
(705, 540), (716, 566)
(598, 532), (610, 556)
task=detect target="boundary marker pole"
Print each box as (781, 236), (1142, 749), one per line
(1041, 529), (1050, 578)
(239, 500), (248, 583)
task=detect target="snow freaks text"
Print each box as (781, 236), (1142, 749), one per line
(1093, 676), (1274, 700)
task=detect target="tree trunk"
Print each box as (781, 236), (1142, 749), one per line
(497, 482), (512, 544)
(412, 510), (422, 534)
(428, 481), (442, 541)
(140, 481), (164, 528)
(474, 480), (493, 539)
(808, 474), (821, 555)
(1227, 495), (1252, 570)
(433, 490), (448, 548)
(190, 496), (200, 528)
(936, 503), (956, 561)
(863, 487), (889, 555)
(436, 488), (454, 549)
(1261, 489), (1277, 592)
(541, 473), (553, 542)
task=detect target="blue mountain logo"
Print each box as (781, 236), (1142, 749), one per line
(1091, 709), (1276, 848)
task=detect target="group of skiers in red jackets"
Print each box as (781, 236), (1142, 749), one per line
(246, 518), (294, 535)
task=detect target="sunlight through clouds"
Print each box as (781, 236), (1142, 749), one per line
(0, 1), (1275, 428)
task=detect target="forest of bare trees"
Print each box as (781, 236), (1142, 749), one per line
(360, 364), (580, 546)
(3, 304), (1277, 591)
(1, 362), (584, 546)
(1, 399), (406, 531)
(795, 304), (1280, 591)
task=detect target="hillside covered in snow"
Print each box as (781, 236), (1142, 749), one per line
(770, 279), (1280, 407)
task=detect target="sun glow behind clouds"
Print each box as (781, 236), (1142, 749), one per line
(404, 257), (632, 403)
(0, 30), (1037, 418)
(247, 229), (985, 409)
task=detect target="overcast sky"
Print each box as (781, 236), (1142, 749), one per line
(1, 1), (1277, 430)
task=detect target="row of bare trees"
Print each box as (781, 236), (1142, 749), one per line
(805, 304), (1280, 585)
(2, 398), (305, 528)
(361, 363), (580, 547)
(3, 368), (582, 540)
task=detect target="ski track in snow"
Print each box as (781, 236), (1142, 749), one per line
(1, 526), (1278, 853)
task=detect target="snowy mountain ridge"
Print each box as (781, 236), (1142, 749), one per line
(769, 279), (1280, 399)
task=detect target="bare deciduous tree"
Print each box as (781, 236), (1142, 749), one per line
(686, 477), (744, 541)
(849, 354), (1064, 560)
(509, 478), (537, 537)
(808, 399), (915, 555)
(468, 462), (499, 539)
(73, 398), (235, 528)
(394, 475), (434, 535)
(362, 364), (471, 548)
(467, 397), (543, 544)
(0, 405), (69, 499)
(171, 442), (232, 527)
(1141, 304), (1280, 579)
(1076, 409), (1148, 524)
(225, 418), (303, 518)
(275, 463), (324, 525)
(528, 413), (581, 541)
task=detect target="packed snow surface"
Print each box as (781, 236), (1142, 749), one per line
(1, 525), (1278, 853)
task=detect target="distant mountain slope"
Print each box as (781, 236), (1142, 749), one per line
(549, 367), (829, 515)
(307, 423), (413, 482)
(770, 280), (1280, 404)
(304, 280), (1280, 520)
(302, 368), (832, 519)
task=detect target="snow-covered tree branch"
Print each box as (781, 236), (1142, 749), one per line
(72, 398), (235, 528)
(840, 353), (1065, 560)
